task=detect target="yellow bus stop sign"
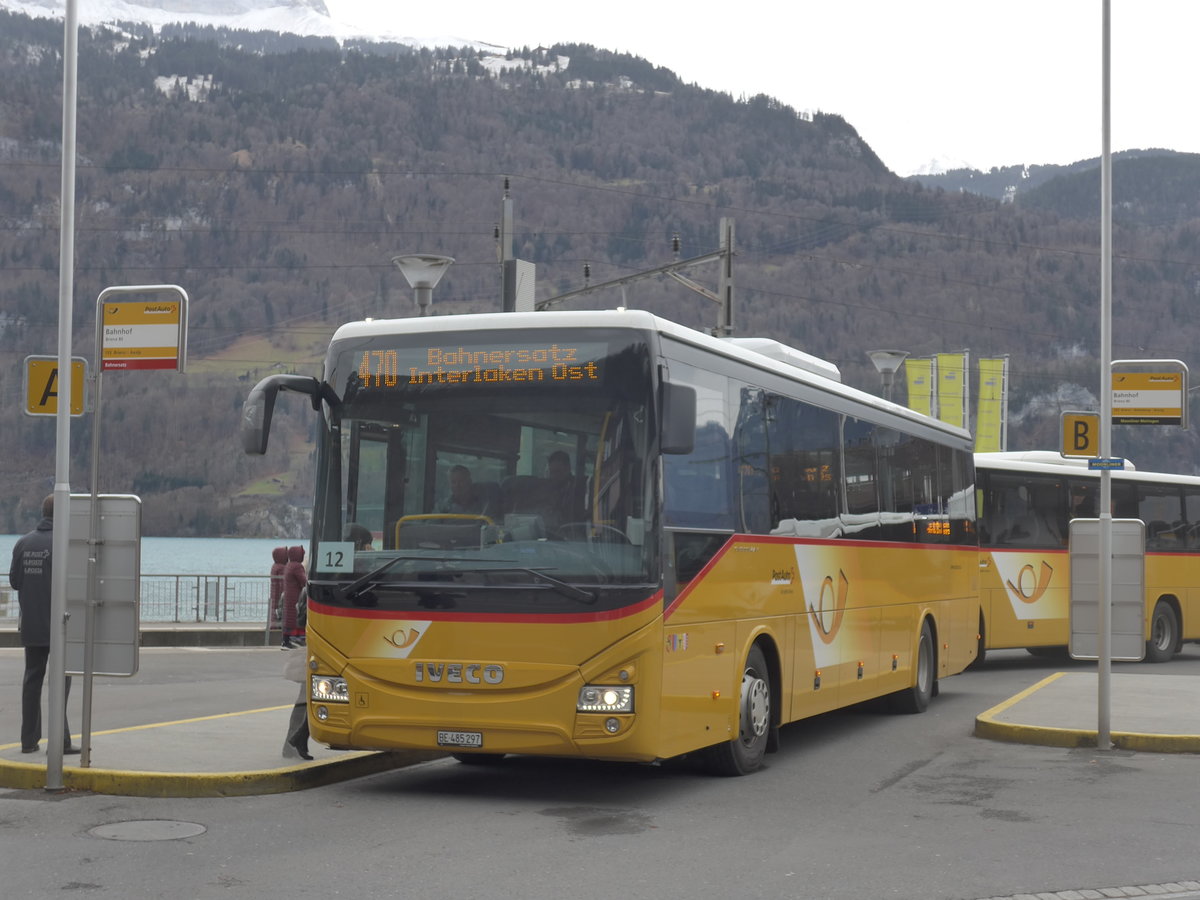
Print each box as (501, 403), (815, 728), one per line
(1061, 411), (1100, 458)
(24, 356), (87, 416)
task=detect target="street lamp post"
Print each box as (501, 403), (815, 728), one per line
(868, 350), (909, 403)
(391, 254), (454, 317)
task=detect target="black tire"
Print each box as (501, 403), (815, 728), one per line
(890, 619), (935, 714)
(1146, 600), (1180, 663)
(452, 753), (507, 765)
(702, 644), (772, 776)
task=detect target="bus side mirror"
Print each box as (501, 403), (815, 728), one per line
(241, 381), (278, 455)
(660, 382), (696, 455)
(241, 374), (325, 455)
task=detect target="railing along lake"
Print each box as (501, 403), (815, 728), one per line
(0, 574), (272, 625)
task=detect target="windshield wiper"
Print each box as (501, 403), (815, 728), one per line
(337, 554), (463, 603)
(335, 557), (596, 605)
(469, 565), (596, 605)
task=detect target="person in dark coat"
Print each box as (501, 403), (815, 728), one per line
(281, 545), (307, 649)
(268, 546), (287, 628)
(9, 494), (77, 754)
(541, 450), (584, 531)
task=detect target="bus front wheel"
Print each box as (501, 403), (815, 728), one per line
(703, 644), (771, 776)
(1146, 600), (1180, 663)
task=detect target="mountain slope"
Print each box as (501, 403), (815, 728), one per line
(2, 9), (1198, 535)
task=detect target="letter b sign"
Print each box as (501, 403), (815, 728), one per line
(1060, 412), (1100, 458)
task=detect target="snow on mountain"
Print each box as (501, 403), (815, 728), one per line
(0, 0), (498, 50)
(909, 155), (978, 177)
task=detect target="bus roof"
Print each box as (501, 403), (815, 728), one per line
(329, 309), (972, 442)
(976, 450), (1129, 469)
(976, 451), (1200, 487)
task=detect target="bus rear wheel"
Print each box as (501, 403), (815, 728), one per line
(1146, 600), (1179, 663)
(703, 644), (771, 776)
(889, 619), (934, 714)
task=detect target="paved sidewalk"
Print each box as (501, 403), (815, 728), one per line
(976, 671), (1200, 752)
(0, 704), (440, 797)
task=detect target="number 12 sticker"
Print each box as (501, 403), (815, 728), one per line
(316, 541), (355, 572)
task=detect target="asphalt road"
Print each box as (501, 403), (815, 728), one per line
(2, 644), (1199, 900)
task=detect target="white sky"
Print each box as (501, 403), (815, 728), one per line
(326, 0), (1199, 176)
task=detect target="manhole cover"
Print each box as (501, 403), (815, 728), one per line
(89, 820), (207, 842)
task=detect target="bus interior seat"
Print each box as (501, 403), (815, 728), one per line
(1187, 522), (1200, 549)
(501, 475), (548, 515)
(1007, 509), (1061, 546)
(1146, 520), (1172, 548)
(475, 481), (502, 518)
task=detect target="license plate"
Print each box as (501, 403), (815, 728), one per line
(437, 730), (483, 748)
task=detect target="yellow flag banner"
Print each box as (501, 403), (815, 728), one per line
(904, 357), (935, 417)
(975, 357), (1008, 452)
(936, 352), (968, 429)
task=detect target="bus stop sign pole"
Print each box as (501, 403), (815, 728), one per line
(1097, 0), (1113, 750)
(46, 0), (80, 792)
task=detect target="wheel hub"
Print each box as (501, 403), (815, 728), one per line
(741, 671), (770, 741)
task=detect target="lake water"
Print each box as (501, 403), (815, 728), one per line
(0, 535), (302, 577)
(0, 536), (308, 623)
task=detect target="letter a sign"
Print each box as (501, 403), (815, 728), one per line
(24, 356), (88, 416)
(1060, 411), (1100, 458)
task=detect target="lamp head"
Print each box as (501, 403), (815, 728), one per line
(867, 350), (909, 376)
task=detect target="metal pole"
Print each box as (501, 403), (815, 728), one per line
(46, 0), (80, 791)
(716, 218), (735, 336)
(499, 178), (514, 311)
(80, 328), (105, 768)
(1098, 0), (1113, 750)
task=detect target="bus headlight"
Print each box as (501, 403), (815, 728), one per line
(577, 685), (633, 713)
(311, 675), (350, 703)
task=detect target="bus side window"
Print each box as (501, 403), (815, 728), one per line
(767, 395), (839, 538)
(662, 366), (735, 530)
(1008, 480), (1064, 547)
(1138, 484), (1184, 549)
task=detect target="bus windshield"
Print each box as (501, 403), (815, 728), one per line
(308, 327), (657, 615)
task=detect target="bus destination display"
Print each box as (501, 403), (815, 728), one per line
(357, 342), (606, 388)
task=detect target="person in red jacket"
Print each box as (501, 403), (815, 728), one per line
(268, 546), (287, 629)
(281, 545), (307, 649)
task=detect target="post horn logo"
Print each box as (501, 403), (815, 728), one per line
(1006, 561), (1054, 605)
(383, 627), (422, 650)
(808, 570), (848, 645)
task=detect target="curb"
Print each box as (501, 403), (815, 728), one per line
(0, 750), (442, 797)
(974, 672), (1200, 754)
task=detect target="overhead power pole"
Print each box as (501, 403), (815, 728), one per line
(498, 178), (535, 312)
(537, 218), (736, 335)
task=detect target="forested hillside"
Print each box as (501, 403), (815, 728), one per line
(906, 148), (1200, 211)
(3, 10), (1200, 536)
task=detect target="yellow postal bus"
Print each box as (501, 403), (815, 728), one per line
(242, 310), (979, 774)
(975, 451), (1200, 663)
